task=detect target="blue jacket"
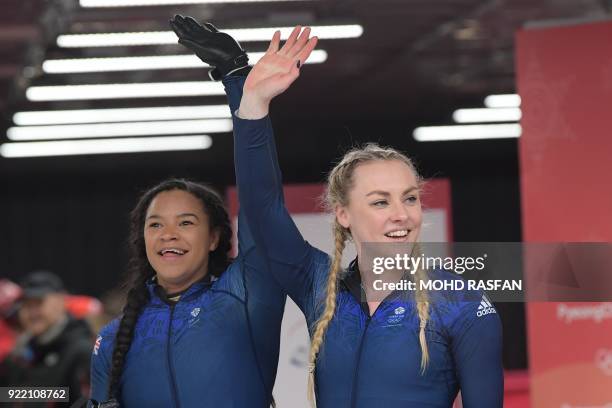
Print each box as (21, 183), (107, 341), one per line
(90, 212), (286, 407)
(224, 75), (504, 408)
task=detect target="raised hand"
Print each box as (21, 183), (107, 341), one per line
(238, 26), (318, 119)
(169, 15), (248, 80)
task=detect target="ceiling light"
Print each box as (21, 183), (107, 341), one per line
(8, 119), (232, 141)
(452, 108), (521, 123)
(81, 0), (305, 7)
(484, 94), (521, 108)
(13, 105), (231, 126)
(56, 25), (363, 48)
(413, 124), (522, 141)
(14, 106), (231, 125)
(0, 135), (212, 158)
(26, 81), (224, 101)
(42, 50), (328, 74)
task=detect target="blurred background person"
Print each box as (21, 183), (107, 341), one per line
(0, 271), (93, 407)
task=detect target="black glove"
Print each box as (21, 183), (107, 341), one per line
(169, 15), (249, 81)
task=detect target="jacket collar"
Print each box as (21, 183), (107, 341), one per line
(341, 258), (364, 302)
(146, 274), (216, 305)
(341, 258), (413, 312)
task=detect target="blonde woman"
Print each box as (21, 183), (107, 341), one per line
(173, 17), (504, 407)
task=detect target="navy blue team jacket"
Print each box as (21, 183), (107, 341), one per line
(90, 211), (286, 407)
(224, 74), (504, 408)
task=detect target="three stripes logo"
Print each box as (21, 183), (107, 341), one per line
(476, 294), (497, 318)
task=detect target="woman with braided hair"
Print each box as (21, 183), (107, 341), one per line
(89, 179), (286, 407)
(191, 24), (503, 407)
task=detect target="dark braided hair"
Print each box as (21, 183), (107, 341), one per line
(107, 178), (233, 400)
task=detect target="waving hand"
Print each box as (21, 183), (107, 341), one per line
(239, 26), (318, 119)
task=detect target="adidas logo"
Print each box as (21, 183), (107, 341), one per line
(476, 294), (497, 318)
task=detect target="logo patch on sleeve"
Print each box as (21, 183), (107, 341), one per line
(93, 335), (102, 355)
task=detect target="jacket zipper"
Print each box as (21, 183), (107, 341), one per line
(166, 304), (181, 408)
(342, 273), (396, 408)
(349, 303), (386, 408)
(349, 314), (370, 408)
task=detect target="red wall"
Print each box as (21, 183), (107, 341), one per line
(517, 20), (612, 407)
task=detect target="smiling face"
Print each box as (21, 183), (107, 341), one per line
(144, 189), (220, 293)
(335, 159), (423, 255)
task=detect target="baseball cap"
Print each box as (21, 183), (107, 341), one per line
(19, 271), (65, 299)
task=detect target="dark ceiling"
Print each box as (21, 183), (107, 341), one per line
(0, 0), (609, 182)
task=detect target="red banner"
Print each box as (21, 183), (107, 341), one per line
(517, 20), (612, 407)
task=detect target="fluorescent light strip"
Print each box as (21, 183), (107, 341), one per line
(484, 94), (521, 108)
(13, 105), (231, 126)
(413, 124), (522, 142)
(453, 108), (522, 123)
(82, 0), (305, 7)
(43, 54), (202, 73)
(56, 25), (363, 48)
(7, 119), (232, 141)
(26, 81), (224, 101)
(0, 135), (212, 158)
(42, 50), (328, 74)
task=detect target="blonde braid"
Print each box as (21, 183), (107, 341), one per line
(412, 242), (431, 372)
(307, 221), (347, 407)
